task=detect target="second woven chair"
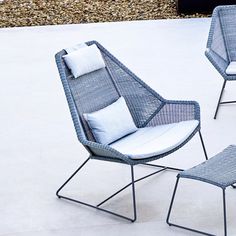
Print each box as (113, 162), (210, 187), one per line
(55, 41), (208, 222)
(206, 5), (236, 119)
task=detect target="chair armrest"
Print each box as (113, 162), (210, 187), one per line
(205, 49), (228, 78)
(82, 140), (133, 164)
(205, 49), (236, 81)
(146, 100), (200, 127)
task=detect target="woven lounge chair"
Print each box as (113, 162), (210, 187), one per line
(205, 5), (236, 119)
(55, 41), (208, 222)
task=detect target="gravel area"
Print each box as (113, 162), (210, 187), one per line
(0, 0), (209, 28)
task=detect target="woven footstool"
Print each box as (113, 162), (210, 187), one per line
(166, 145), (236, 236)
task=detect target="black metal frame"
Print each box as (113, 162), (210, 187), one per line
(214, 80), (236, 119)
(56, 131), (208, 222)
(166, 177), (228, 236)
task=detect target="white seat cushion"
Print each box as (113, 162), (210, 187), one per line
(226, 61), (236, 75)
(110, 120), (199, 159)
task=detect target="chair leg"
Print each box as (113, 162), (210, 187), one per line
(56, 158), (137, 222)
(199, 131), (208, 160)
(131, 165), (137, 222)
(222, 189), (227, 236)
(214, 80), (226, 119)
(56, 157), (90, 197)
(96, 166), (167, 208)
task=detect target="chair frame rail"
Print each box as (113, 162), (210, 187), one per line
(56, 131), (208, 222)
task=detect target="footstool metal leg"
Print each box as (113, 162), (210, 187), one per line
(166, 176), (180, 226)
(166, 176), (215, 236)
(222, 189), (227, 236)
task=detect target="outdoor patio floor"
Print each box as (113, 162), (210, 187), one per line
(1, 18), (236, 236)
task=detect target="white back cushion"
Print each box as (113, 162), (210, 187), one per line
(84, 97), (138, 145)
(64, 43), (87, 53)
(63, 44), (106, 78)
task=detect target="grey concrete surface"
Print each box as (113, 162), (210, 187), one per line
(1, 18), (236, 235)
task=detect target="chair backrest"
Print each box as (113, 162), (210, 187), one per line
(207, 5), (236, 62)
(55, 41), (164, 143)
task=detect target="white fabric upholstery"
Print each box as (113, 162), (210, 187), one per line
(63, 44), (106, 78)
(84, 97), (138, 145)
(110, 120), (199, 159)
(64, 43), (87, 53)
(226, 61), (236, 75)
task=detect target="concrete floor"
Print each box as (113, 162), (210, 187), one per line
(1, 18), (236, 236)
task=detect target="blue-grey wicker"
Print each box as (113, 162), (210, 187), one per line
(56, 40), (203, 165)
(179, 145), (236, 188)
(55, 41), (208, 222)
(205, 5), (236, 119)
(167, 145), (236, 235)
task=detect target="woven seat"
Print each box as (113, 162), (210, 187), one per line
(179, 145), (236, 188)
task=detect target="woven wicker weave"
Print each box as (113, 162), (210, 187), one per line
(55, 41), (200, 165)
(179, 145), (236, 188)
